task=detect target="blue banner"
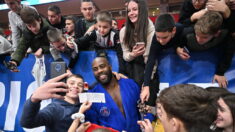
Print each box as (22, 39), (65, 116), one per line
(0, 50), (234, 131)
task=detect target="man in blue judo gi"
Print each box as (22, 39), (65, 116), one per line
(85, 57), (152, 132)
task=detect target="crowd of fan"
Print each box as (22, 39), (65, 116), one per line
(0, 0), (235, 131)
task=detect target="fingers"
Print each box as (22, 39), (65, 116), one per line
(141, 94), (147, 102)
(146, 94), (150, 102)
(68, 44), (74, 49)
(50, 82), (68, 89)
(133, 45), (138, 50)
(80, 101), (92, 113)
(50, 88), (68, 99)
(83, 122), (91, 130)
(11, 69), (20, 72)
(140, 93), (149, 103)
(179, 53), (190, 60)
(83, 101), (92, 106)
(134, 45), (145, 51)
(181, 51), (190, 58)
(212, 77), (215, 84)
(48, 73), (70, 83)
(213, 75), (228, 88)
(66, 69), (73, 76)
(144, 119), (152, 126)
(112, 72), (120, 80)
(137, 119), (152, 131)
(140, 94), (145, 103)
(66, 39), (75, 48)
(50, 87), (68, 93)
(137, 121), (142, 125)
(140, 92), (145, 103)
(218, 81), (225, 88)
(87, 101), (92, 106)
(177, 48), (190, 60)
(132, 46), (145, 57)
(136, 47), (146, 56)
(51, 92), (66, 100)
(141, 86), (149, 103)
(221, 81), (228, 88)
(143, 95), (149, 102)
(9, 61), (17, 66)
(113, 72), (128, 80)
(137, 121), (146, 129)
(119, 73), (128, 79)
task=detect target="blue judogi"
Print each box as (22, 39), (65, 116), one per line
(86, 78), (141, 132)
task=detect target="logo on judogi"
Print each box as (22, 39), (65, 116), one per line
(100, 107), (110, 117)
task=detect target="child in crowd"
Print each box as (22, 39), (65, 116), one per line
(111, 18), (118, 31)
(142, 14), (184, 106)
(47, 28), (78, 69)
(68, 11), (125, 73)
(8, 7), (51, 71)
(20, 73), (92, 132)
(176, 11), (235, 88)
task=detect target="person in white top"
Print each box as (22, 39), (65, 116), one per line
(119, 0), (155, 102)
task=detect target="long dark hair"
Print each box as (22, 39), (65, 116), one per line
(123, 0), (149, 50)
(220, 93), (235, 132)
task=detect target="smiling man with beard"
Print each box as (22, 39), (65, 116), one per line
(85, 57), (143, 132)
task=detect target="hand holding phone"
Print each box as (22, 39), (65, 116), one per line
(183, 46), (190, 54)
(4, 61), (19, 72)
(176, 47), (190, 60)
(131, 42), (145, 57)
(50, 61), (67, 96)
(135, 42), (145, 49)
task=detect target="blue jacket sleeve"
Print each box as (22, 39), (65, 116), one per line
(20, 98), (55, 128)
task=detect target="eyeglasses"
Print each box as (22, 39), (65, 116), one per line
(192, 0), (206, 4)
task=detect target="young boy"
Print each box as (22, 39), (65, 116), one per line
(70, 11), (125, 73)
(8, 7), (51, 71)
(176, 11), (235, 88)
(20, 73), (92, 132)
(142, 14), (184, 105)
(65, 15), (77, 38)
(47, 28), (78, 69)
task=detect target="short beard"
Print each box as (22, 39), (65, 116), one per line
(95, 70), (113, 86)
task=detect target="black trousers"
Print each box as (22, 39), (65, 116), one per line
(125, 56), (159, 106)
